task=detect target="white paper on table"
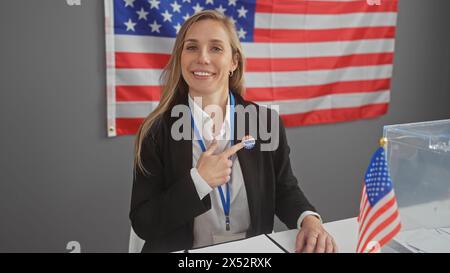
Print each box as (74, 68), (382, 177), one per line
(188, 234), (285, 253)
(266, 229), (297, 253)
(266, 218), (359, 253)
(437, 227), (450, 235)
(406, 229), (450, 253)
(394, 228), (450, 253)
(322, 218), (358, 253)
(393, 229), (427, 253)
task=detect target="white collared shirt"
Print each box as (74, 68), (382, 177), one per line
(188, 93), (320, 248)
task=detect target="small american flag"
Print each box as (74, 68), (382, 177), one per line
(104, 0), (398, 136)
(356, 146), (401, 253)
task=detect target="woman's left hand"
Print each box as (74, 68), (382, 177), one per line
(295, 215), (338, 253)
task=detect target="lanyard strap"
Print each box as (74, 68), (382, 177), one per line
(190, 91), (235, 230)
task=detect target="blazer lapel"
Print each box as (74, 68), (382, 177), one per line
(169, 93), (212, 213)
(169, 93), (194, 176)
(234, 96), (261, 236)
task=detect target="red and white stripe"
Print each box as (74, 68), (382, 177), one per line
(105, 0), (398, 136)
(356, 185), (402, 253)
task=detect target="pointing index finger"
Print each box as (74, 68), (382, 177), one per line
(221, 142), (244, 158)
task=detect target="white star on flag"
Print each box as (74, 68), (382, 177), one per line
(237, 27), (246, 39)
(174, 23), (182, 34)
(205, 0), (214, 5)
(182, 13), (191, 21)
(148, 0), (160, 10)
(136, 8), (149, 20)
(123, 0), (135, 8)
(149, 20), (161, 33)
(124, 18), (136, 31)
(228, 0), (237, 6)
(192, 3), (204, 14)
(215, 5), (226, 14)
(237, 5), (248, 18)
(161, 10), (173, 22)
(171, 1), (182, 13)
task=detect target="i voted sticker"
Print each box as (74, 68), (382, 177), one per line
(242, 136), (255, 150)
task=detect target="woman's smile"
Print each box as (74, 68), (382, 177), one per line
(191, 70), (216, 80)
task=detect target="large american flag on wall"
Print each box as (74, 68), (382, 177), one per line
(104, 0), (398, 136)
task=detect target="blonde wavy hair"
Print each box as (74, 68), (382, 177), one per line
(134, 10), (246, 175)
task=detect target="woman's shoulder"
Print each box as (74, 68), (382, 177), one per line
(142, 113), (171, 145)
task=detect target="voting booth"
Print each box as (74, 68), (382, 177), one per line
(383, 119), (450, 253)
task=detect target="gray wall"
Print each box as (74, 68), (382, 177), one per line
(0, 0), (449, 252)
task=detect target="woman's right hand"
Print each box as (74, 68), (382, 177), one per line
(196, 140), (244, 188)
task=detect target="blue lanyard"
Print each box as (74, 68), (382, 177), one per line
(190, 91), (235, 231)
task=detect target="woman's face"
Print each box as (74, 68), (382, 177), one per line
(181, 19), (238, 97)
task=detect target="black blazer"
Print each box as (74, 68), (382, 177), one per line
(129, 92), (317, 253)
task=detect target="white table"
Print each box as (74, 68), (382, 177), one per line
(267, 217), (358, 253)
(184, 217), (358, 253)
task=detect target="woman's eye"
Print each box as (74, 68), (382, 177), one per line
(212, 47), (222, 52)
(185, 46), (197, 50)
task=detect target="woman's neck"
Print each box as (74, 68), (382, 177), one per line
(189, 88), (229, 137)
(189, 88), (228, 117)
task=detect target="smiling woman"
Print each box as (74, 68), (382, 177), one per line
(181, 19), (238, 100)
(133, 11), (245, 174)
(129, 10), (337, 253)
(180, 19), (240, 132)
